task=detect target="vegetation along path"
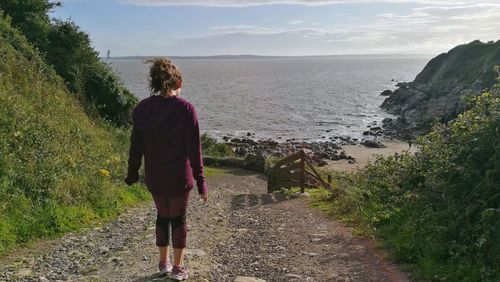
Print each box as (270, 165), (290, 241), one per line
(0, 168), (407, 281)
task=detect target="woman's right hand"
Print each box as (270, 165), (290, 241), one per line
(124, 173), (139, 186)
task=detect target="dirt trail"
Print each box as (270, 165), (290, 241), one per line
(0, 168), (408, 281)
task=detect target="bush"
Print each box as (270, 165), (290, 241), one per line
(0, 0), (58, 51)
(0, 3), (137, 126)
(201, 133), (234, 157)
(45, 19), (137, 125)
(324, 90), (500, 280)
(82, 61), (137, 125)
(45, 19), (97, 93)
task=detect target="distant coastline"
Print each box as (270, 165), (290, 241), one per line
(104, 54), (432, 60)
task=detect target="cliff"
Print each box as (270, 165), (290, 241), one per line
(381, 40), (500, 137)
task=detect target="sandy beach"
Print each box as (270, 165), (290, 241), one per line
(325, 139), (418, 172)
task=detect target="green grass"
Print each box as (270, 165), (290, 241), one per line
(204, 166), (230, 177)
(0, 17), (152, 255)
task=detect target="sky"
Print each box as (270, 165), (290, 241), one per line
(51, 0), (500, 57)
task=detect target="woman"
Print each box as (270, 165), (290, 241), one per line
(125, 58), (208, 281)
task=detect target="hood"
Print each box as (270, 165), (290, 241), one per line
(133, 96), (186, 133)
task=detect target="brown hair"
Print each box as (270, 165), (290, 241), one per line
(147, 57), (182, 96)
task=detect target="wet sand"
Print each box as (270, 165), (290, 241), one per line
(325, 139), (418, 172)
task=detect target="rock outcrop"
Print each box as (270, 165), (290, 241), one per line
(381, 40), (500, 137)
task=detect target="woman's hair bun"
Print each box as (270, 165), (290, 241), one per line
(146, 57), (182, 96)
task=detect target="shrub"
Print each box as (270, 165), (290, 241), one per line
(326, 90), (500, 280)
(0, 3), (137, 126)
(201, 133), (234, 157)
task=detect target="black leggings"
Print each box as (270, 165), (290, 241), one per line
(156, 214), (187, 248)
(152, 193), (189, 248)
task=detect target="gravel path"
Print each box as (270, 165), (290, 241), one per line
(0, 168), (408, 281)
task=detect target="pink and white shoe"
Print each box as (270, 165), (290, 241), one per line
(170, 265), (189, 280)
(159, 260), (173, 275)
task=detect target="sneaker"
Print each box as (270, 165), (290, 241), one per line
(159, 260), (173, 275)
(170, 265), (189, 281)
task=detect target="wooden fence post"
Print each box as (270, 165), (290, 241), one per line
(299, 150), (305, 193)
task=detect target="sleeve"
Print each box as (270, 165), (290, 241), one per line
(126, 123), (144, 185)
(186, 105), (207, 194)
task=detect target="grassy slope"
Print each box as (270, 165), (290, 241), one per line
(414, 40), (500, 88)
(0, 17), (152, 254)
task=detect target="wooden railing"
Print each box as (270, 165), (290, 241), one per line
(267, 150), (331, 193)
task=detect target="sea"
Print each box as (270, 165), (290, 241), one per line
(110, 55), (429, 142)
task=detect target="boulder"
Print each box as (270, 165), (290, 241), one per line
(380, 89), (392, 96)
(361, 140), (386, 148)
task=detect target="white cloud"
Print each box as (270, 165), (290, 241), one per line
(166, 1), (500, 56)
(120, 0), (495, 7)
(93, 0), (500, 56)
(209, 25), (286, 35)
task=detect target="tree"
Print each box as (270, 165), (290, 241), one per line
(46, 19), (98, 94)
(0, 0), (60, 51)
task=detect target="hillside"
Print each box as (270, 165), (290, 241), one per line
(0, 16), (148, 254)
(381, 40), (500, 137)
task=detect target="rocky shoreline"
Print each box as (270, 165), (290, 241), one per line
(212, 129), (390, 168)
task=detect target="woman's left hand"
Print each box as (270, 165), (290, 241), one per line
(199, 193), (208, 204)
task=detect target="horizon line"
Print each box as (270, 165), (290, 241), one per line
(104, 53), (434, 59)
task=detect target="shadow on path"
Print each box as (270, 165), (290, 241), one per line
(132, 273), (174, 282)
(230, 192), (295, 210)
(222, 167), (268, 181)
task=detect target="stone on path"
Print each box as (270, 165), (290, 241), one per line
(301, 251), (319, 256)
(234, 276), (266, 282)
(185, 248), (207, 257)
(294, 191), (310, 197)
(284, 273), (302, 279)
(16, 268), (32, 277)
(99, 246), (109, 254)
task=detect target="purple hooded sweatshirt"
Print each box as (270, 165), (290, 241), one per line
(126, 95), (207, 196)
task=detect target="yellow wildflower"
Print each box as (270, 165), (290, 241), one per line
(99, 169), (110, 177)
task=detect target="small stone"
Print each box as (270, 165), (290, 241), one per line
(69, 250), (86, 259)
(334, 253), (350, 259)
(294, 191), (310, 197)
(275, 246), (286, 251)
(99, 247), (109, 254)
(16, 268), (32, 277)
(185, 248), (206, 257)
(285, 274), (302, 279)
(234, 277), (266, 282)
(107, 256), (122, 263)
(301, 251), (319, 256)
(38, 277), (49, 282)
(22, 257), (35, 267)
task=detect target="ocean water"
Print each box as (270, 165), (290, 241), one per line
(110, 56), (429, 141)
